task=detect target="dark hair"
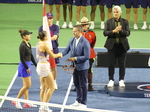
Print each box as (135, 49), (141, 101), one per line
(73, 25), (83, 32)
(37, 31), (47, 41)
(18, 29), (32, 38)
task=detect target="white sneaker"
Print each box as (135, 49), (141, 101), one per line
(54, 80), (58, 89)
(39, 105), (44, 112)
(141, 25), (147, 30)
(69, 22), (73, 28)
(100, 22), (105, 29)
(90, 23), (94, 29)
(107, 80), (114, 87)
(70, 101), (81, 107)
(78, 104), (87, 108)
(119, 80), (125, 87)
(56, 21), (59, 27)
(62, 22), (67, 28)
(133, 24), (138, 30)
(44, 106), (52, 112)
(12, 101), (23, 109)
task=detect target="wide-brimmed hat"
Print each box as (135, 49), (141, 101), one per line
(78, 17), (91, 25)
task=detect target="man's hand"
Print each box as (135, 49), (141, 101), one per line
(113, 25), (122, 33)
(68, 57), (75, 62)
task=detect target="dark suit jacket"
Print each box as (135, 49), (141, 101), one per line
(62, 36), (90, 71)
(103, 17), (130, 51)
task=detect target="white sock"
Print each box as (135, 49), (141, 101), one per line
(91, 21), (94, 24)
(56, 21), (59, 24)
(101, 21), (104, 24)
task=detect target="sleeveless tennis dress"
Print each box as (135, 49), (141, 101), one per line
(36, 42), (51, 77)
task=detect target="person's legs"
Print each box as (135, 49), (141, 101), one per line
(17, 77), (31, 99)
(88, 59), (94, 91)
(44, 74), (55, 103)
(40, 77), (47, 102)
(76, 6), (81, 24)
(141, 8), (147, 29)
(99, 5), (105, 29)
(56, 5), (61, 26)
(12, 77), (31, 109)
(82, 6), (87, 17)
(118, 52), (126, 87)
(117, 48), (126, 81)
(133, 8), (138, 29)
(118, 53), (126, 81)
(108, 49), (116, 81)
(62, 3), (67, 28)
(73, 69), (81, 103)
(51, 67), (57, 80)
(90, 5), (97, 29)
(108, 8), (112, 19)
(68, 4), (73, 28)
(49, 5), (53, 13)
(79, 70), (88, 105)
(39, 74), (55, 111)
(126, 8), (131, 25)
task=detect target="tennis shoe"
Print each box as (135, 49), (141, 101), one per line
(107, 80), (114, 87)
(39, 105), (44, 112)
(11, 101), (23, 109)
(78, 104), (87, 108)
(44, 106), (52, 112)
(62, 22), (67, 28)
(69, 22), (73, 28)
(141, 25), (147, 30)
(23, 103), (37, 108)
(100, 22), (105, 29)
(90, 23), (94, 29)
(133, 24), (138, 30)
(119, 80), (125, 87)
(56, 22), (59, 27)
(70, 101), (81, 107)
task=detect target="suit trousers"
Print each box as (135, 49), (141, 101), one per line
(73, 69), (88, 105)
(108, 43), (127, 81)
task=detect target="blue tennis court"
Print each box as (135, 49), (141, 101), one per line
(1, 48), (150, 112)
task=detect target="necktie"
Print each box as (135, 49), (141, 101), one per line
(115, 21), (120, 43)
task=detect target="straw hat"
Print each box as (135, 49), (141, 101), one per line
(78, 17), (91, 25)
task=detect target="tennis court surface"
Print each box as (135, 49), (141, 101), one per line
(1, 48), (150, 112)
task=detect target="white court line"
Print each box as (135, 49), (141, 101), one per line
(60, 76), (73, 112)
(0, 70), (18, 108)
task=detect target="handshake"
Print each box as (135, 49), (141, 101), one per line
(57, 53), (76, 62)
(57, 53), (63, 58)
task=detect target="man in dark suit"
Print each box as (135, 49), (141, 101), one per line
(103, 5), (130, 87)
(62, 25), (90, 108)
